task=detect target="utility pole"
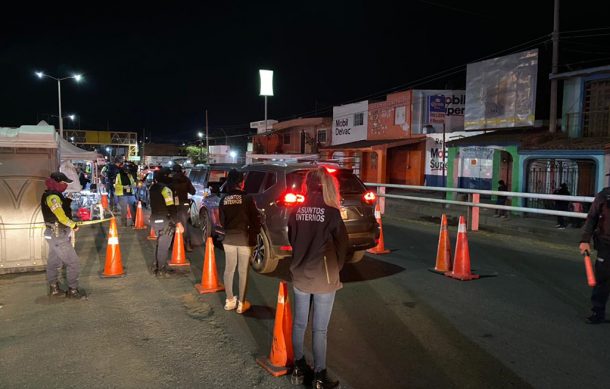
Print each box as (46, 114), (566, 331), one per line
(141, 128), (146, 162)
(205, 109), (209, 154)
(549, 0), (560, 133)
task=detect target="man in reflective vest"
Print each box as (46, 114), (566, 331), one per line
(170, 164), (196, 251)
(115, 164), (137, 226)
(41, 172), (85, 299)
(149, 168), (178, 277)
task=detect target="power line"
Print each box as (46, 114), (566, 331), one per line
(561, 32), (610, 39)
(560, 26), (610, 35)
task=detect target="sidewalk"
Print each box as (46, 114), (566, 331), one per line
(384, 196), (583, 247)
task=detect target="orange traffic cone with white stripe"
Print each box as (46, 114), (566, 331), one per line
(367, 202), (391, 255)
(429, 214), (452, 274)
(126, 204), (133, 223)
(256, 280), (294, 376)
(101, 217), (126, 277)
(195, 237), (224, 294)
(168, 223), (190, 267)
(147, 225), (157, 240)
(445, 216), (479, 281)
(133, 201), (146, 230)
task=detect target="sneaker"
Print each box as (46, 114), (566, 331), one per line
(236, 300), (251, 314)
(49, 282), (66, 297)
(558, 226), (566, 230)
(586, 314), (606, 324)
(291, 357), (314, 385)
(66, 287), (87, 300)
(224, 296), (237, 311)
(555, 224), (562, 228)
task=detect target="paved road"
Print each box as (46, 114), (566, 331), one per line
(1, 215), (609, 388)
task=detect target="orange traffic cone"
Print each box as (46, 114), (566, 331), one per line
(168, 223), (190, 267)
(194, 237), (224, 293)
(101, 217), (126, 277)
(367, 202), (391, 255)
(429, 214), (452, 274)
(256, 280), (294, 376)
(126, 204), (133, 222)
(445, 216), (479, 281)
(147, 225), (158, 241)
(101, 193), (108, 210)
(133, 201), (146, 230)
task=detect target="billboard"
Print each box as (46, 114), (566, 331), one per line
(411, 90), (465, 134)
(465, 49), (538, 130)
(331, 100), (368, 145)
(424, 134), (447, 187)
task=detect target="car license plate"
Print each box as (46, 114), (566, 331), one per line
(340, 208), (348, 220)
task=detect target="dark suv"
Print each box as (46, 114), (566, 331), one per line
(245, 162), (379, 273)
(188, 161), (380, 273)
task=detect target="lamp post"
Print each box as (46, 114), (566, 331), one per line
(35, 72), (82, 140)
(259, 70), (274, 134)
(229, 150), (237, 163)
(198, 131), (204, 162)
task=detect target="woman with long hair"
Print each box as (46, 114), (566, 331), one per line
(288, 167), (347, 389)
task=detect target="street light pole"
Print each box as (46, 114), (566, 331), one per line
(36, 72), (82, 141)
(57, 80), (64, 139)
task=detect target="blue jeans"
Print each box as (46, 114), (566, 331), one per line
(292, 287), (336, 372)
(118, 195), (136, 225)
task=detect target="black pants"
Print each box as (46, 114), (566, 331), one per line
(591, 244), (610, 317)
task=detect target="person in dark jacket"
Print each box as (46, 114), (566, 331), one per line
(149, 168), (178, 277)
(219, 169), (260, 314)
(41, 172), (85, 299)
(288, 167), (347, 389)
(579, 180), (610, 324)
(494, 180), (508, 217)
(554, 183), (571, 229)
(170, 164), (196, 251)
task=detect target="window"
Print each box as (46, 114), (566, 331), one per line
(262, 172), (277, 191)
(354, 112), (364, 126)
(243, 171), (266, 194)
(317, 129), (327, 144)
(283, 133), (291, 145)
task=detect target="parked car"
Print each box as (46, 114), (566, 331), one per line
(190, 160), (380, 273)
(187, 163), (243, 240)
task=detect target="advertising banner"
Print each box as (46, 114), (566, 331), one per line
(411, 90), (465, 134)
(424, 134), (447, 187)
(458, 146), (495, 189)
(465, 49), (538, 130)
(332, 101), (368, 145)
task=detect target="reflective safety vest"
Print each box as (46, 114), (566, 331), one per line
(115, 171), (136, 196)
(149, 183), (176, 219)
(41, 191), (76, 229)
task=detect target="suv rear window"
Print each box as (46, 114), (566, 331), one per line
(285, 170), (365, 194)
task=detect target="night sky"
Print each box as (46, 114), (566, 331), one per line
(1, 1), (609, 150)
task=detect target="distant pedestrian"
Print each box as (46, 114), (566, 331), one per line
(114, 164), (137, 226)
(149, 168), (178, 277)
(494, 180), (509, 217)
(288, 167), (347, 388)
(578, 177), (610, 324)
(219, 169), (260, 314)
(170, 164), (196, 251)
(41, 172), (85, 299)
(554, 183), (571, 229)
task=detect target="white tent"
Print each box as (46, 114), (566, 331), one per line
(58, 136), (100, 161)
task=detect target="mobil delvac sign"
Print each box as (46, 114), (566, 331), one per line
(331, 100), (368, 145)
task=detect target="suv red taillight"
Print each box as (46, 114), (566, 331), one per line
(279, 192), (305, 206)
(362, 191), (376, 205)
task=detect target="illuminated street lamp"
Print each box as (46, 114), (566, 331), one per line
(259, 69), (274, 133)
(197, 131), (204, 162)
(229, 150), (237, 163)
(35, 71), (83, 140)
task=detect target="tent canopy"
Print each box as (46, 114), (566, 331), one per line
(58, 136), (100, 161)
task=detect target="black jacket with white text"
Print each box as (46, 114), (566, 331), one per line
(288, 192), (348, 294)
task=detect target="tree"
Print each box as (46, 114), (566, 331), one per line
(184, 145), (208, 164)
